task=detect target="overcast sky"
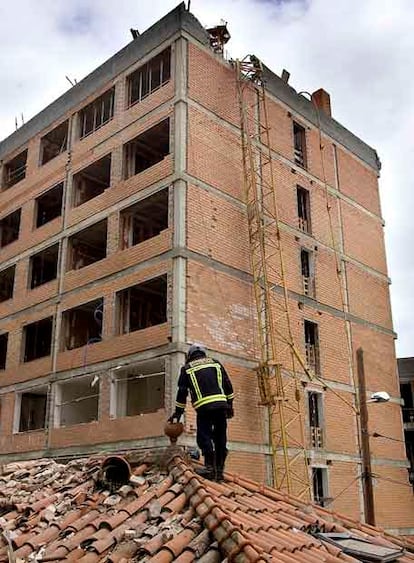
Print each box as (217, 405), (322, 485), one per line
(0, 0), (412, 356)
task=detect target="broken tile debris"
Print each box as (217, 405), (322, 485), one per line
(0, 451), (412, 562)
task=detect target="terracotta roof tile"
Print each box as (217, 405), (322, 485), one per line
(0, 450), (412, 562)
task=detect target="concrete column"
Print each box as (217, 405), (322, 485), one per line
(169, 36), (188, 412)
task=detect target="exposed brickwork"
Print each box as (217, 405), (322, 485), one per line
(0, 24), (410, 531)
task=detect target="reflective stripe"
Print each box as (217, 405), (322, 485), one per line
(193, 394), (227, 409)
(188, 370), (202, 402)
(216, 364), (225, 395)
(226, 393), (235, 400)
(176, 401), (186, 408)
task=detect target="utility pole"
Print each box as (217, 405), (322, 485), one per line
(356, 347), (375, 525)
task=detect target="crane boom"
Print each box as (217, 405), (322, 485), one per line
(235, 56), (311, 498)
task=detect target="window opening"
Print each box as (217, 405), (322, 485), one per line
(0, 266), (15, 302)
(23, 317), (53, 362)
(401, 382), (414, 423)
(113, 359), (165, 417)
(30, 244), (59, 289)
(0, 209), (21, 247)
(79, 87), (115, 139)
(40, 121), (68, 165)
(293, 122), (307, 168)
(3, 149), (27, 189)
(62, 298), (103, 351)
(73, 154), (111, 207)
(120, 189), (168, 249)
(124, 119), (170, 180)
(297, 186), (311, 234)
(35, 183), (63, 228)
(308, 391), (323, 448)
(304, 320), (320, 374)
(117, 275), (167, 334)
(56, 375), (99, 427)
(127, 48), (171, 107)
(18, 389), (47, 432)
(301, 248), (315, 298)
(0, 333), (8, 370)
(312, 467), (328, 506)
(68, 219), (107, 270)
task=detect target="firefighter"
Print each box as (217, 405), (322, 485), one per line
(169, 344), (234, 481)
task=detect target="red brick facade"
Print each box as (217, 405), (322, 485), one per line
(0, 8), (412, 533)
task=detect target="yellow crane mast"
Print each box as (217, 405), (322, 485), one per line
(235, 55), (311, 499)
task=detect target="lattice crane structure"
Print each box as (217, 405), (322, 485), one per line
(235, 55), (312, 498)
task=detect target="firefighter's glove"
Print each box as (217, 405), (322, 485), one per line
(168, 414), (179, 423)
(226, 405), (234, 419)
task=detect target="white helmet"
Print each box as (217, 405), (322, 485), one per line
(187, 343), (207, 360)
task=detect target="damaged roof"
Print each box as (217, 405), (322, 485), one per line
(0, 449), (412, 562)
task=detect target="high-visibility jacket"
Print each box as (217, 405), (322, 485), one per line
(175, 356), (234, 413)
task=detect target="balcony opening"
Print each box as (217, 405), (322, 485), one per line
(127, 47), (171, 107)
(0, 266), (15, 302)
(35, 183), (63, 228)
(124, 119), (170, 180)
(55, 375), (99, 427)
(304, 320), (320, 374)
(16, 388), (47, 433)
(3, 149), (27, 189)
(0, 333), (8, 370)
(30, 244), (59, 289)
(40, 121), (68, 165)
(23, 316), (53, 362)
(401, 382), (414, 423)
(297, 186), (311, 234)
(79, 87), (115, 139)
(312, 467), (328, 507)
(117, 275), (167, 334)
(0, 209), (21, 248)
(293, 121), (307, 168)
(112, 359), (165, 417)
(308, 391), (323, 448)
(62, 298), (103, 351)
(301, 248), (315, 298)
(68, 219), (107, 271)
(72, 154), (111, 207)
(120, 189), (168, 249)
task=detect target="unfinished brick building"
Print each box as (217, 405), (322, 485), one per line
(0, 3), (412, 533)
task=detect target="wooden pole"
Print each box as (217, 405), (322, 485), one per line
(356, 347), (375, 525)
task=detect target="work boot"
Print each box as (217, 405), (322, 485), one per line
(215, 464), (225, 482)
(195, 452), (215, 480)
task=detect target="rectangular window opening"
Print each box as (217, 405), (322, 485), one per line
(68, 219), (107, 271)
(30, 244), (59, 289)
(120, 189), (168, 249)
(304, 320), (320, 374)
(35, 183), (63, 228)
(297, 186), (311, 234)
(293, 122), (307, 168)
(3, 149), (28, 189)
(23, 317), (53, 362)
(0, 266), (15, 303)
(113, 359), (165, 417)
(62, 298), (103, 351)
(117, 275), (167, 334)
(127, 47), (171, 107)
(17, 389), (47, 432)
(56, 375), (99, 427)
(401, 383), (414, 423)
(124, 119), (170, 180)
(301, 249), (315, 298)
(79, 87), (115, 139)
(40, 121), (68, 165)
(72, 154), (111, 207)
(312, 467), (328, 507)
(0, 209), (21, 248)
(308, 391), (324, 448)
(0, 333), (8, 370)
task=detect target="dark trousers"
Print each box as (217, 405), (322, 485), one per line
(196, 408), (227, 468)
